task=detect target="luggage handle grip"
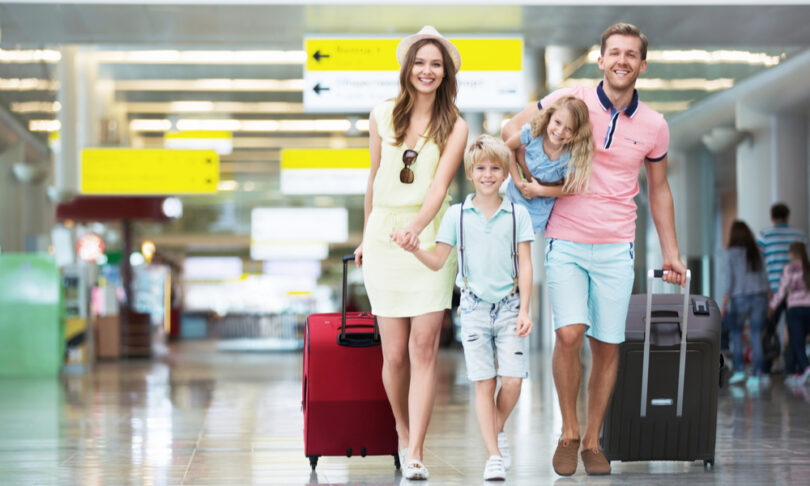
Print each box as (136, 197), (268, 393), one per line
(341, 254), (380, 342)
(641, 268), (691, 419)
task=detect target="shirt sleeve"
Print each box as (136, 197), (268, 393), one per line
(435, 204), (459, 247)
(646, 117), (670, 162)
(514, 205), (536, 243)
(520, 122), (533, 146)
(770, 266), (791, 308)
(538, 87), (578, 110)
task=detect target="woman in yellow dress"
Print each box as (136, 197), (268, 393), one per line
(354, 26), (468, 480)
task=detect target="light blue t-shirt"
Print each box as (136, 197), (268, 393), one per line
(505, 123), (570, 233)
(435, 194), (535, 303)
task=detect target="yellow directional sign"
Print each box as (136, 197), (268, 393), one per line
(306, 38), (522, 71)
(281, 148), (370, 169)
(280, 148), (370, 194)
(81, 148), (219, 195)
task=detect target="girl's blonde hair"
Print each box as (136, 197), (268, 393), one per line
(392, 39), (460, 154)
(463, 134), (511, 178)
(530, 95), (594, 194)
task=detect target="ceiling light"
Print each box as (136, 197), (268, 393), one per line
(129, 119), (173, 131)
(560, 78), (734, 91)
(95, 50), (305, 64)
(217, 180), (239, 192)
(116, 79), (304, 92)
(29, 120), (61, 132)
(0, 49), (61, 63)
(0, 78), (58, 90)
(11, 101), (61, 114)
(125, 101), (304, 114)
(585, 47), (782, 66)
(176, 119), (241, 131)
(354, 120), (370, 132)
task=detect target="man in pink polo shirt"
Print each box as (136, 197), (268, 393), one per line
(503, 23), (686, 476)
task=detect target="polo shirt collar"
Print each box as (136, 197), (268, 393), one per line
(463, 194), (513, 215)
(596, 81), (639, 118)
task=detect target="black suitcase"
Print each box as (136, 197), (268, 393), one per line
(602, 269), (720, 468)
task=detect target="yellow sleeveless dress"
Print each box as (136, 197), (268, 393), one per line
(362, 100), (457, 317)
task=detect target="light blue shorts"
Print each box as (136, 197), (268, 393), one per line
(544, 238), (635, 344)
(458, 291), (529, 381)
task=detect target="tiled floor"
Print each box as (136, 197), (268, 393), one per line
(1, 340), (809, 485)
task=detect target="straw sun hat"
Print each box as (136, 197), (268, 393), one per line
(396, 25), (461, 73)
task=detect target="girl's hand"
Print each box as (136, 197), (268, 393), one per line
(353, 244), (363, 266)
(516, 312), (533, 337)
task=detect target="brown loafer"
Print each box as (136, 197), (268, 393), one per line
(552, 438), (580, 476)
(581, 448), (611, 475)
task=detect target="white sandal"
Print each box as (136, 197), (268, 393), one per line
(404, 459), (429, 480)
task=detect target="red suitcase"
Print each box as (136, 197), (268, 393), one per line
(302, 254), (399, 470)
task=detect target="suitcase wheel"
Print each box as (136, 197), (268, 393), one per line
(308, 455), (319, 470)
(394, 453), (401, 470)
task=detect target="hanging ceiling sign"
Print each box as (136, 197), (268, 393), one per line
(280, 148), (370, 195)
(303, 36), (525, 113)
(81, 148), (219, 195)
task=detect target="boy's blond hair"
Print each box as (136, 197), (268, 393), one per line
(464, 134), (511, 178)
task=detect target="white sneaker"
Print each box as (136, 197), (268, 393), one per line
(799, 367), (810, 386)
(399, 447), (408, 470)
(404, 460), (429, 480)
(497, 432), (511, 470)
(729, 371), (746, 385)
(785, 374), (799, 387)
(483, 455), (506, 481)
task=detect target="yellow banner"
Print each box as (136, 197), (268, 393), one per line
(81, 148), (219, 194)
(306, 38), (521, 72)
(164, 130), (232, 140)
(281, 148), (370, 169)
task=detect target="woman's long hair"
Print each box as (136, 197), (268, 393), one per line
(789, 242), (810, 290)
(728, 220), (763, 272)
(392, 38), (459, 153)
(530, 95), (594, 194)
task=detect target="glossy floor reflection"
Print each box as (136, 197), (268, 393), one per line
(1, 340), (809, 485)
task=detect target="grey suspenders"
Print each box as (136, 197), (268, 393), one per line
(458, 200), (519, 295)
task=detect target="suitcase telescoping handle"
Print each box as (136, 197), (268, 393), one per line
(640, 268), (691, 418)
(339, 254), (380, 346)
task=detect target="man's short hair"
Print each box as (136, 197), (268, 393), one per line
(771, 203), (790, 221)
(464, 134), (511, 178)
(600, 23), (649, 61)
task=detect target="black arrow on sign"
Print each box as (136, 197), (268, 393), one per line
(313, 83), (331, 95)
(312, 50), (330, 62)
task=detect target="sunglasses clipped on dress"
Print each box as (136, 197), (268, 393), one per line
(400, 149), (417, 184)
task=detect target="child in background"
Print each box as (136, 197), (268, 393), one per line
(393, 134), (534, 481)
(770, 242), (810, 387)
(504, 95), (595, 233)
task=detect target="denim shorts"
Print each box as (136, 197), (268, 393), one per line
(458, 290), (529, 381)
(545, 238), (635, 344)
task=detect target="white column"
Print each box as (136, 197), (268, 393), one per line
(54, 46), (99, 202)
(771, 113), (809, 235)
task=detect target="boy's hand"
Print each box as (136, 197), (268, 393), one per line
(391, 228), (420, 252)
(516, 311), (533, 337)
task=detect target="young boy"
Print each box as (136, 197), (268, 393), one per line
(393, 134), (534, 480)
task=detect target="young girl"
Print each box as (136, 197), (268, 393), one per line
(504, 95), (594, 233)
(770, 242), (810, 387)
(722, 220), (769, 388)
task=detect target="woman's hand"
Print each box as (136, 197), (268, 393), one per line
(353, 244), (363, 266)
(391, 228), (420, 252)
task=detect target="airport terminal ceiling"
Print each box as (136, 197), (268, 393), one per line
(1, 2), (809, 256)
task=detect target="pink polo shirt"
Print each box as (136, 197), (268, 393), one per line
(540, 82), (669, 244)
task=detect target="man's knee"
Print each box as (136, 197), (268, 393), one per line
(556, 325), (586, 349)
